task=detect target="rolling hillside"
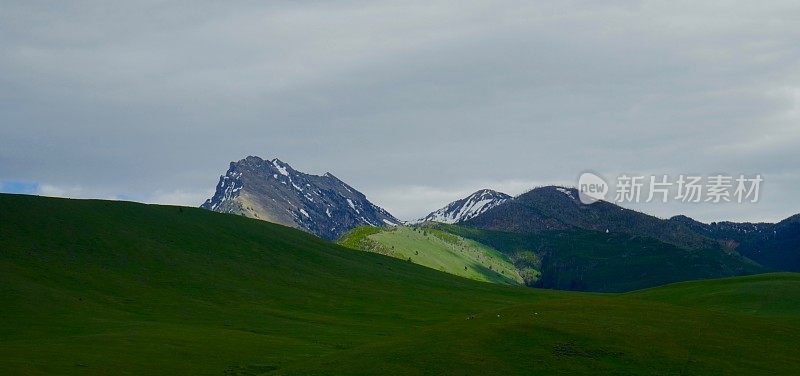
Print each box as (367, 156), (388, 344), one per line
(339, 226), (527, 285)
(1, 193), (798, 375)
(434, 223), (766, 292)
(279, 274), (800, 375)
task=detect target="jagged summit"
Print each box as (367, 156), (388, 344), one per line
(201, 156), (400, 240)
(414, 189), (511, 224)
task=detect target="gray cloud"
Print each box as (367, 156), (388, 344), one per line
(1, 0), (799, 222)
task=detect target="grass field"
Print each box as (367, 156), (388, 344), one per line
(1, 193), (798, 375)
(339, 226), (524, 285)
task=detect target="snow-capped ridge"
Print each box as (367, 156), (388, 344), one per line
(414, 189), (511, 224)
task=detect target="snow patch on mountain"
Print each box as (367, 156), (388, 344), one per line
(414, 189), (512, 224)
(555, 186), (576, 201)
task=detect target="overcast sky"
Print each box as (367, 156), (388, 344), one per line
(1, 1), (799, 222)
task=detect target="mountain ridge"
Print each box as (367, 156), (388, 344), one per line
(465, 185), (717, 250)
(668, 214), (800, 271)
(201, 156), (400, 240)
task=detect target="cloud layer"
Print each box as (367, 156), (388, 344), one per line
(1, 1), (799, 221)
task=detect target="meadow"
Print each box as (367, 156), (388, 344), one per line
(1, 194), (798, 375)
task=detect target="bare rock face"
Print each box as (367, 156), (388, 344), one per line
(201, 156), (400, 240)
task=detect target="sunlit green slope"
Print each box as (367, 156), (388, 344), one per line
(339, 226), (526, 285)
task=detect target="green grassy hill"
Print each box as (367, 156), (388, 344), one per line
(435, 223), (766, 292)
(281, 280), (800, 375)
(1, 194), (798, 375)
(628, 272), (800, 317)
(339, 226), (526, 285)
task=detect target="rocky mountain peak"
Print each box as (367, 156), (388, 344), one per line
(414, 189), (511, 224)
(201, 156), (400, 240)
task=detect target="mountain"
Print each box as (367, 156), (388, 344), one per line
(414, 189), (511, 224)
(466, 185), (715, 250)
(669, 214), (800, 271)
(201, 156), (400, 240)
(2, 193), (799, 375)
(447, 186), (767, 291)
